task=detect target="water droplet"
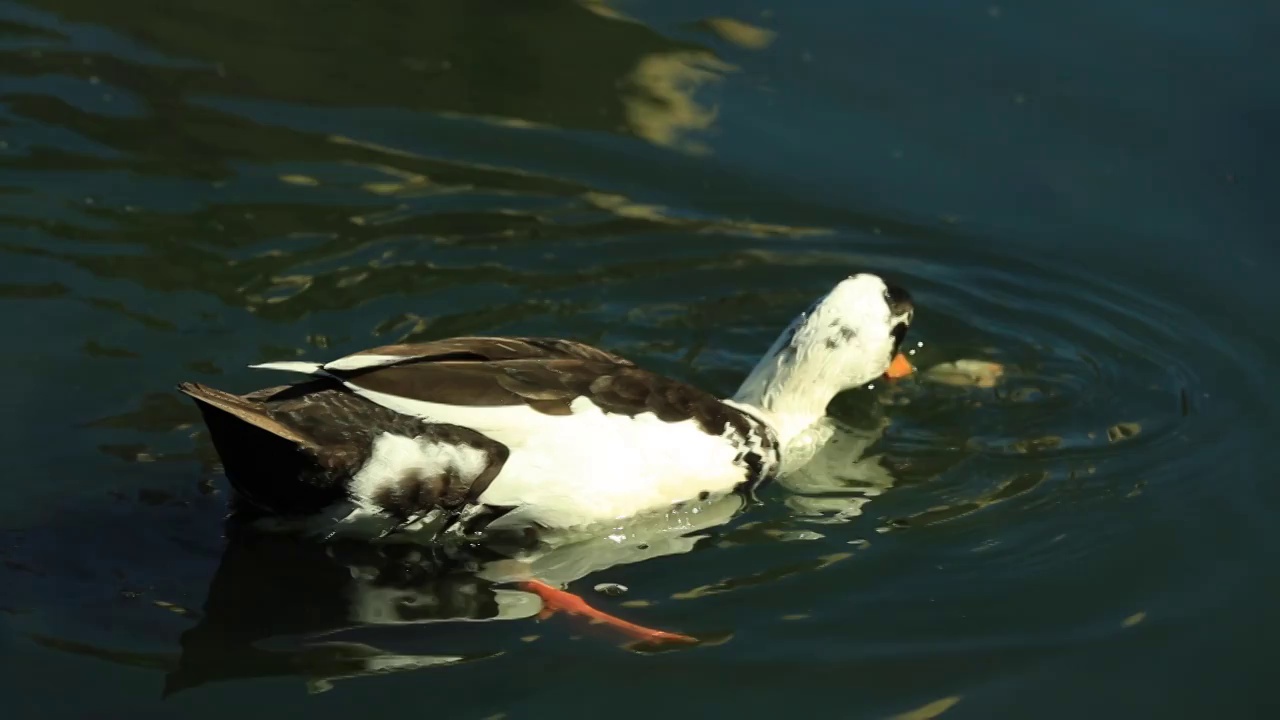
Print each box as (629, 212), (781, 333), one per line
(594, 583), (628, 596)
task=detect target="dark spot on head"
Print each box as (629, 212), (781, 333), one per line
(824, 325), (857, 350)
(698, 490), (710, 501)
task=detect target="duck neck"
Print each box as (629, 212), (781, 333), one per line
(731, 349), (840, 450)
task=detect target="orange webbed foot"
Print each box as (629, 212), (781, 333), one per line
(518, 580), (697, 646)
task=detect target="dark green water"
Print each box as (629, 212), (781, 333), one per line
(2, 0), (1277, 717)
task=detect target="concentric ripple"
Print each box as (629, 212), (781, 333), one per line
(758, 239), (1273, 614)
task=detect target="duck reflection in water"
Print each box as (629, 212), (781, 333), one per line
(167, 494), (736, 695)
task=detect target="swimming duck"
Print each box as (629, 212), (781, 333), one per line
(179, 273), (914, 541)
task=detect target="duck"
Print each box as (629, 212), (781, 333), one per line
(179, 272), (915, 543)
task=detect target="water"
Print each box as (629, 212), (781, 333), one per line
(2, 0), (1277, 717)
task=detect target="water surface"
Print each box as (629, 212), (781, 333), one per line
(2, 0), (1278, 717)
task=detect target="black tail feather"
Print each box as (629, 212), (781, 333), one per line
(178, 382), (343, 515)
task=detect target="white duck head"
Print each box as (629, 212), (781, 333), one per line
(731, 273), (914, 448)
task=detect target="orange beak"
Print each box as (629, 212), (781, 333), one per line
(885, 352), (914, 379)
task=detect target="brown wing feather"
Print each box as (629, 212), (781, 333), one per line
(331, 356), (754, 436)
(345, 336), (636, 367)
(178, 382), (317, 447)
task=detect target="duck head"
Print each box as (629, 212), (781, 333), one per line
(731, 273), (914, 447)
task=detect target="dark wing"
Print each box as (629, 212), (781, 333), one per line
(322, 336), (636, 372)
(327, 355), (753, 436)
